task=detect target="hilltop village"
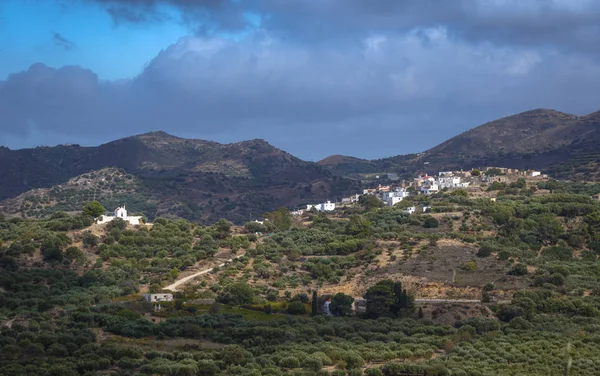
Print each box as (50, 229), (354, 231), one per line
(301, 167), (547, 215)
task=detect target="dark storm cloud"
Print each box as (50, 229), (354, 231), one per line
(3, 31), (600, 159)
(52, 32), (77, 51)
(82, 0), (600, 55)
(3, 1), (600, 159)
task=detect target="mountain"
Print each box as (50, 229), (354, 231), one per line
(319, 108), (600, 180)
(0, 132), (359, 223)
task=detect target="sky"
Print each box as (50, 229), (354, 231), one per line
(1, 0), (600, 160)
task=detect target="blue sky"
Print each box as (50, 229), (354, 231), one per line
(0, 0), (187, 80)
(1, 1), (600, 160)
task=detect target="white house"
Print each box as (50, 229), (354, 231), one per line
(307, 201), (336, 212)
(404, 206), (416, 214)
(143, 293), (173, 303)
(438, 171), (454, 177)
(438, 176), (462, 189)
(528, 170), (541, 177)
(96, 206), (144, 226)
(382, 189), (410, 206)
(420, 183), (439, 195)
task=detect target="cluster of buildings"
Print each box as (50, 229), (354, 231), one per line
(291, 167), (548, 216)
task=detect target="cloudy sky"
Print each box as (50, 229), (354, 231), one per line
(1, 0), (600, 160)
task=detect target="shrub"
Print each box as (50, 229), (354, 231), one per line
(422, 216), (439, 228)
(476, 245), (493, 258)
(302, 356), (323, 371)
(287, 300), (307, 315)
(264, 304), (273, 314)
(461, 260), (477, 271)
(508, 263), (528, 276)
(365, 368), (384, 376)
(219, 282), (255, 305)
(279, 356), (300, 369)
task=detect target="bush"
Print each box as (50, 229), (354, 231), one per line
(287, 300), (307, 315)
(365, 368), (384, 376)
(279, 356), (300, 369)
(476, 245), (493, 258)
(422, 216), (439, 228)
(508, 263), (528, 276)
(302, 356), (323, 371)
(219, 282), (255, 305)
(264, 304), (273, 314)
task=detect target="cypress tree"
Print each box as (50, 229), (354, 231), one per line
(311, 290), (318, 316)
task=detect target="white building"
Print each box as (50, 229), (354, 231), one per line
(438, 171), (454, 177)
(307, 201), (336, 212)
(529, 170), (541, 177)
(96, 206), (144, 226)
(382, 189), (410, 206)
(143, 293), (173, 303)
(438, 176), (462, 189)
(404, 206), (416, 214)
(420, 183), (439, 195)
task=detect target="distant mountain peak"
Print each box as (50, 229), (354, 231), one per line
(135, 131), (180, 140)
(318, 155), (361, 166)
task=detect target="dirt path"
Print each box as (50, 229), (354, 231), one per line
(164, 253), (246, 292)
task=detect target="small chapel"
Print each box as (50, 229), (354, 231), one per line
(96, 205), (144, 226)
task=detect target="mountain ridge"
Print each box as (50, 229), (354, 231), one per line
(318, 108), (600, 180)
(0, 132), (358, 223)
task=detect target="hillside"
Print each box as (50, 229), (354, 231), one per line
(2, 181), (600, 375)
(319, 108), (600, 180)
(0, 132), (359, 223)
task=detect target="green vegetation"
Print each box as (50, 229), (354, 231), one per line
(2, 187), (600, 375)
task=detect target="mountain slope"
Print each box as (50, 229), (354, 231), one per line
(319, 108), (600, 180)
(0, 132), (359, 223)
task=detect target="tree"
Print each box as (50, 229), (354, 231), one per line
(546, 180), (559, 193)
(65, 246), (85, 264)
(471, 169), (481, 176)
(422, 216), (439, 228)
(359, 194), (384, 211)
(219, 282), (254, 305)
(82, 231), (98, 249)
(508, 263), (528, 276)
(485, 168), (502, 176)
(287, 300), (307, 314)
(41, 238), (63, 262)
(221, 345), (250, 366)
(244, 221), (266, 234)
(364, 280), (413, 319)
(213, 218), (232, 239)
(264, 207), (293, 231)
(311, 290), (319, 316)
(330, 293), (354, 316)
(82, 201), (105, 218)
(345, 215), (372, 237)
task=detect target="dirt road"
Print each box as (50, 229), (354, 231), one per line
(164, 253), (245, 292)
